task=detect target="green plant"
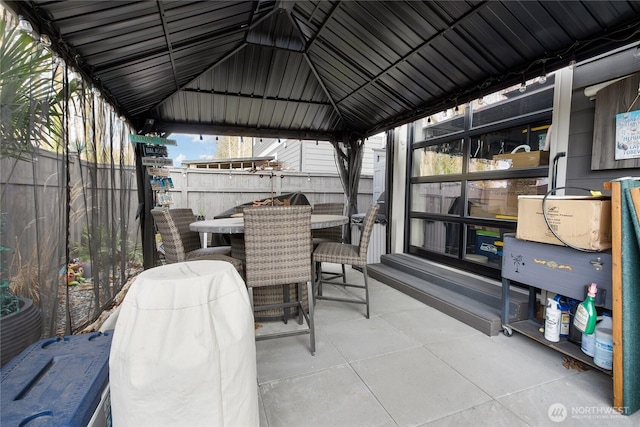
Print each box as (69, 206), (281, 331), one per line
(72, 225), (142, 268)
(0, 11), (54, 161)
(0, 213), (18, 316)
(1, 12), (53, 316)
(0, 256), (19, 317)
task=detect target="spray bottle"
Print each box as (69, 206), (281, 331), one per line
(544, 298), (561, 342)
(573, 283), (598, 334)
(553, 294), (574, 337)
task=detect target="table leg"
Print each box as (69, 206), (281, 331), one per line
(200, 232), (209, 248)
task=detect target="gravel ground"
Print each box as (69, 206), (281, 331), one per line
(55, 268), (142, 335)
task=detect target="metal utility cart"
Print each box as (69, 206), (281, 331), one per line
(500, 233), (612, 372)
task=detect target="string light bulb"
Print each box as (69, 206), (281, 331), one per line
(39, 34), (51, 47)
(427, 116), (432, 124)
(538, 60), (547, 84)
(518, 73), (527, 93)
(18, 16), (34, 35)
(200, 134), (203, 141)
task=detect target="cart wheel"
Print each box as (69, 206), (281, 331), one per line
(502, 325), (513, 337)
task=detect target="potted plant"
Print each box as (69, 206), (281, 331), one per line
(0, 13), (58, 366)
(0, 213), (42, 367)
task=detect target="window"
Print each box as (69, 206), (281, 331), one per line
(469, 122), (551, 172)
(412, 140), (464, 177)
(408, 78), (554, 279)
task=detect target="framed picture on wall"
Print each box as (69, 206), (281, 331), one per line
(615, 110), (640, 160)
(591, 72), (640, 170)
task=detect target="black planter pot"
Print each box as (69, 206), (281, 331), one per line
(0, 297), (42, 367)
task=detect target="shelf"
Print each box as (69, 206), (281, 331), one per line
(506, 318), (612, 375)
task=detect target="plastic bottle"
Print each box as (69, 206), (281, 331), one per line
(573, 283), (598, 334)
(581, 318), (600, 356)
(544, 298), (561, 342)
(594, 311), (613, 370)
(568, 302), (582, 345)
(553, 295), (571, 337)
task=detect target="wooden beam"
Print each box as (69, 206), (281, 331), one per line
(610, 180), (623, 410)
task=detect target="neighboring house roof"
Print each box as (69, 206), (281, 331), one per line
(8, 1), (640, 141)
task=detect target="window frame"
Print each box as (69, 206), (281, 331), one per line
(407, 88), (553, 280)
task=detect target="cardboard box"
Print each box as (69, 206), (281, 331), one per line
(494, 151), (549, 168)
(476, 179), (547, 217)
(516, 195), (612, 250)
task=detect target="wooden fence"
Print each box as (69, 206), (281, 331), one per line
(2, 149), (373, 335)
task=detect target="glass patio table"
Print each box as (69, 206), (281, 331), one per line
(190, 214), (348, 248)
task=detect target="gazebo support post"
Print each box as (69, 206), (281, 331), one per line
(330, 133), (365, 244)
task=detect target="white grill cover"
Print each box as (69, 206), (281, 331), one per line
(109, 260), (258, 426)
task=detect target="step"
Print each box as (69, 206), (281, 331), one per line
(367, 254), (529, 336)
(379, 254), (527, 315)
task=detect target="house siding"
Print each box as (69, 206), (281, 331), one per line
(566, 46), (640, 191)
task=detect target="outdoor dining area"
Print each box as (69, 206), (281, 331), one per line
(110, 246), (638, 427)
(3, 1), (640, 425)
(104, 198), (380, 424)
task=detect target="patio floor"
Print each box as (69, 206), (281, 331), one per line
(255, 266), (639, 427)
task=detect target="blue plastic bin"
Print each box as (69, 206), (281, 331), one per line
(1, 331), (113, 427)
(474, 230), (502, 263)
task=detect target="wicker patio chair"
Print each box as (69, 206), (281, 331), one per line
(243, 205), (315, 355)
(151, 208), (243, 275)
(312, 202), (346, 283)
(312, 203), (380, 319)
(312, 202), (345, 244)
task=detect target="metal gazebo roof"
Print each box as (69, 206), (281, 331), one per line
(6, 0), (640, 140)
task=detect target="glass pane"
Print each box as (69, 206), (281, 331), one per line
(414, 105), (466, 142)
(468, 178), (549, 219)
(410, 218), (461, 256)
(471, 76), (554, 128)
(411, 182), (461, 214)
(466, 225), (510, 267)
(469, 123), (551, 172)
(412, 139), (464, 177)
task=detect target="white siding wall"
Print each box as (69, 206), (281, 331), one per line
(253, 133), (386, 176)
(301, 142), (338, 173)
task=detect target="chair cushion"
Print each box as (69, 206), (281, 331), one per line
(187, 253), (244, 275)
(187, 246), (232, 258)
(313, 242), (364, 266)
